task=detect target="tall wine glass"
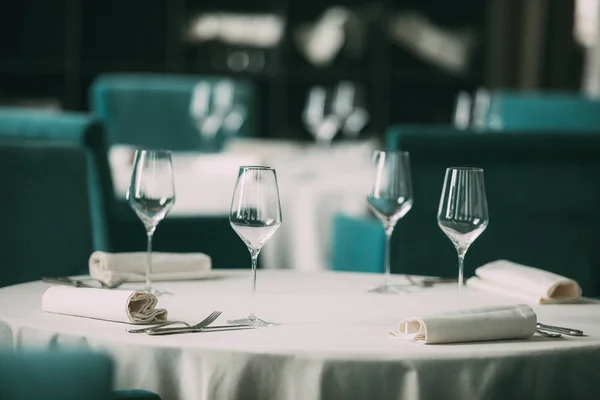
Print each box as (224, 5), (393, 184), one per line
(228, 166), (282, 327)
(367, 151), (414, 293)
(437, 167), (489, 307)
(128, 149), (175, 295)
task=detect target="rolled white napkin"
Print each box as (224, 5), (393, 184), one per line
(390, 304), (537, 344)
(89, 251), (212, 286)
(42, 286), (168, 324)
(466, 260), (582, 304)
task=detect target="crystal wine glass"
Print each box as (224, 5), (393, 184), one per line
(128, 149), (175, 295)
(228, 166), (282, 327)
(437, 167), (489, 307)
(367, 150), (414, 293)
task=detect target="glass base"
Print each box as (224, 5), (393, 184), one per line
(227, 314), (279, 327)
(368, 283), (411, 294)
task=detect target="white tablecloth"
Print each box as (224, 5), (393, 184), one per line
(1, 270), (599, 400)
(110, 140), (377, 271)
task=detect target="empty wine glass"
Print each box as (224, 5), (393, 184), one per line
(334, 81), (370, 138)
(303, 86), (341, 146)
(367, 151), (414, 293)
(437, 167), (489, 307)
(228, 166), (282, 327)
(128, 149), (176, 295)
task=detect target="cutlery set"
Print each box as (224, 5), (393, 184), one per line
(43, 276), (586, 338)
(127, 311), (256, 336)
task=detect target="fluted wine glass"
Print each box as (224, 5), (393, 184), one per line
(228, 166), (282, 327)
(367, 151), (414, 293)
(437, 167), (489, 307)
(128, 149), (175, 295)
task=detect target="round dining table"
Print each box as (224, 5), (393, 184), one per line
(0, 270), (599, 400)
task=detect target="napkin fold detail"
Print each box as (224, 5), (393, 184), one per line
(89, 251), (211, 286)
(42, 286), (168, 324)
(466, 260), (582, 304)
(391, 304), (537, 344)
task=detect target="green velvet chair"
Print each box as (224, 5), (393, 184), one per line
(0, 351), (160, 400)
(482, 91), (600, 131)
(383, 125), (600, 296)
(90, 73), (257, 151)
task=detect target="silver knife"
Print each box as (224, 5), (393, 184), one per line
(147, 325), (256, 336)
(41, 277), (92, 288)
(536, 323), (584, 337)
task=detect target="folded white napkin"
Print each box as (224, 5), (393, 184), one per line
(466, 260), (582, 304)
(42, 286), (168, 324)
(89, 251), (212, 286)
(390, 304), (537, 344)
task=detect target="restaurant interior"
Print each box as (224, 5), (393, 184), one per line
(1, 1), (600, 399)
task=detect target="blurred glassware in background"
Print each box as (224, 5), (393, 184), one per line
(190, 80), (247, 151)
(186, 12), (284, 73)
(303, 86), (341, 146)
(187, 13), (285, 48)
(452, 88), (496, 131)
(303, 81), (370, 145)
(387, 12), (477, 76)
(295, 6), (365, 67)
(335, 81), (370, 138)
(452, 91), (472, 130)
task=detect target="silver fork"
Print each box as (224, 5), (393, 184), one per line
(126, 310), (222, 334)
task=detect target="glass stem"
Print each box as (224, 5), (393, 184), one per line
(249, 249), (260, 320)
(384, 228), (393, 286)
(146, 231), (154, 293)
(457, 250), (466, 308)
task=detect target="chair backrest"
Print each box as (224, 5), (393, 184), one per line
(0, 351), (113, 400)
(483, 91), (600, 131)
(331, 214), (385, 273)
(90, 74), (257, 151)
(0, 108), (113, 251)
(386, 125), (600, 296)
(0, 142), (95, 286)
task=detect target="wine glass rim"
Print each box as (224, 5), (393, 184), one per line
(135, 148), (172, 155)
(239, 165), (275, 170)
(447, 167), (484, 172)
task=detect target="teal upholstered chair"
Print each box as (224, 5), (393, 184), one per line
(0, 108), (113, 252)
(90, 73), (257, 151)
(0, 351), (160, 400)
(0, 142), (102, 286)
(482, 91), (600, 131)
(331, 214), (385, 273)
(381, 125), (600, 296)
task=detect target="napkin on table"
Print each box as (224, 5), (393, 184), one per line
(466, 260), (582, 304)
(42, 286), (168, 324)
(89, 251), (211, 286)
(390, 304), (537, 344)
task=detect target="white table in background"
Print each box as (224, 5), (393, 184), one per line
(109, 141), (377, 271)
(1, 270), (599, 400)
